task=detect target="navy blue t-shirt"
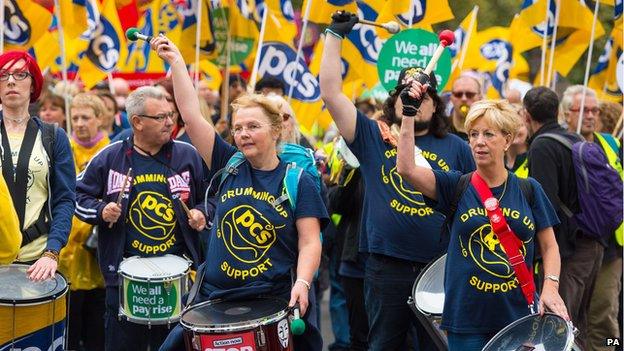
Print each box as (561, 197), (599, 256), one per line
(125, 152), (185, 257)
(201, 134), (329, 300)
(348, 112), (475, 262)
(429, 170), (559, 333)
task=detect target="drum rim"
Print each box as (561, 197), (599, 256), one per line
(481, 312), (575, 351)
(0, 264), (69, 304)
(118, 309), (182, 325)
(412, 254), (446, 316)
(180, 298), (290, 333)
(118, 254), (191, 281)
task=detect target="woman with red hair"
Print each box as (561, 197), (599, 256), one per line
(0, 51), (75, 281)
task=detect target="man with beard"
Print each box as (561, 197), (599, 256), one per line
(320, 11), (475, 350)
(448, 75), (483, 141)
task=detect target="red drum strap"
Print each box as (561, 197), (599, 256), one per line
(470, 172), (536, 308)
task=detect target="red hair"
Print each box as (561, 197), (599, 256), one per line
(0, 51), (44, 103)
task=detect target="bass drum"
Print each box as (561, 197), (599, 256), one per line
(482, 312), (581, 351)
(407, 254), (447, 351)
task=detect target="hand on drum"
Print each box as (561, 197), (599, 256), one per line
(289, 281), (309, 316)
(188, 209), (206, 231)
(102, 202), (122, 224)
(539, 284), (570, 321)
(27, 256), (57, 281)
(150, 34), (182, 66)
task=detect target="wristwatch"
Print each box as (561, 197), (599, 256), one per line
(545, 275), (560, 283)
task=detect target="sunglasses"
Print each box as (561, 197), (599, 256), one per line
(452, 91), (478, 99)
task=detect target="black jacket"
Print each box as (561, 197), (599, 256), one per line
(528, 122), (583, 258)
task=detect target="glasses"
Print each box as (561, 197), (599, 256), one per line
(452, 91), (478, 99)
(0, 71), (31, 81)
(468, 130), (504, 141)
(569, 107), (599, 115)
(231, 123), (271, 136)
(137, 111), (176, 122)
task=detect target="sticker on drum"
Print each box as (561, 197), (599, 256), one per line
(181, 297), (293, 351)
(0, 264), (68, 351)
(413, 254), (446, 315)
(482, 313), (576, 351)
(118, 254), (190, 325)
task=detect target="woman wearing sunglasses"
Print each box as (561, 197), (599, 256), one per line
(151, 36), (328, 351)
(0, 51), (75, 281)
(396, 80), (569, 351)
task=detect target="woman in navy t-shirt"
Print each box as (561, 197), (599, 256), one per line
(396, 87), (570, 351)
(152, 36), (328, 351)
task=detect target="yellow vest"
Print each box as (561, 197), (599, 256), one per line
(58, 136), (110, 290)
(514, 158), (529, 179)
(594, 132), (623, 246)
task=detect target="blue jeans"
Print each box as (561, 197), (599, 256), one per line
(364, 254), (436, 351)
(329, 242), (351, 349)
(104, 287), (172, 351)
(447, 332), (495, 351)
(159, 288), (323, 351)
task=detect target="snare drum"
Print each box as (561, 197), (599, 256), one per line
(0, 264), (68, 351)
(118, 254), (190, 325)
(407, 254), (447, 350)
(482, 312), (579, 351)
(181, 297), (293, 351)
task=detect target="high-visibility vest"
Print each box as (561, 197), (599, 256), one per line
(594, 132), (623, 245)
(514, 157), (529, 179)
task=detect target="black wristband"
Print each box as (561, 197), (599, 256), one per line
(403, 105), (418, 117)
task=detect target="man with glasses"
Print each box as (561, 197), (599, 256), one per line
(75, 86), (212, 351)
(449, 75), (482, 141)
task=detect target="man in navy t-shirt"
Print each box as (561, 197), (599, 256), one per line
(320, 14), (475, 350)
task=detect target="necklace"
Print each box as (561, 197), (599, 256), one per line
(497, 177), (508, 201)
(3, 116), (29, 125)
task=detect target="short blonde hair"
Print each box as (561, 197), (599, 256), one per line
(231, 93), (283, 136)
(70, 93), (106, 118)
(464, 100), (522, 137)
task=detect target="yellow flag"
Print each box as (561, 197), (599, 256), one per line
(29, 31), (60, 72)
(178, 0), (217, 63)
(304, 0), (357, 25)
(77, 0), (128, 89)
(588, 36), (623, 103)
(198, 59), (223, 90)
(445, 6), (478, 90)
(3, 0), (52, 51)
(59, 0), (88, 40)
(376, 0), (453, 39)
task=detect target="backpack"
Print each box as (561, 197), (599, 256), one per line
(535, 133), (623, 239)
(210, 143), (321, 211)
(441, 171), (534, 242)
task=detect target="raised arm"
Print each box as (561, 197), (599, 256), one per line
(319, 12), (358, 143)
(395, 82), (437, 199)
(151, 35), (217, 167)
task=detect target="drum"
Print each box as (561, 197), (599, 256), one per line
(0, 264), (68, 351)
(482, 312), (579, 351)
(181, 297), (293, 351)
(407, 254), (447, 351)
(118, 254), (190, 325)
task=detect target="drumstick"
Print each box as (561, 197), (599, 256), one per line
(109, 168), (132, 228)
(612, 111), (623, 137)
(178, 198), (192, 218)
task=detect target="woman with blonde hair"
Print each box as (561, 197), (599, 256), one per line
(151, 35), (328, 351)
(396, 80), (569, 350)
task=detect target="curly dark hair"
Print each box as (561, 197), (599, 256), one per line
(382, 86), (449, 138)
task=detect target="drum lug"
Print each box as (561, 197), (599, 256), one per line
(192, 334), (201, 351)
(257, 326), (267, 347)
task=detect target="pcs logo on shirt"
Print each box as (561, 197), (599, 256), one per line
(381, 164), (425, 206)
(218, 205), (282, 264)
(462, 224), (530, 280)
(129, 191), (176, 239)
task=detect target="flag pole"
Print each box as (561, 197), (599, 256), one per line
(408, 0), (414, 27)
(248, 6), (268, 93)
(546, 0), (561, 88)
(576, 0), (601, 135)
(53, 0), (72, 135)
(0, 0), (5, 54)
(194, 0), (203, 92)
(457, 5), (479, 72)
(219, 6), (231, 122)
(539, 0), (550, 86)
(287, 0), (312, 102)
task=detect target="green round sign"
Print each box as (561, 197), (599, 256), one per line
(377, 29), (452, 92)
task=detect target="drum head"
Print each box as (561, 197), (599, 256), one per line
(482, 313), (574, 351)
(182, 297), (289, 332)
(0, 264), (67, 304)
(119, 254), (190, 280)
(413, 254), (446, 315)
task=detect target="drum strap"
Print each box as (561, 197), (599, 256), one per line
(186, 263), (205, 307)
(471, 172), (536, 310)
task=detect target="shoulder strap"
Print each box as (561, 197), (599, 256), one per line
(471, 172), (536, 311)
(535, 133), (574, 151)
(440, 172), (473, 242)
(40, 121), (57, 168)
(271, 163), (303, 211)
(517, 177), (534, 208)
